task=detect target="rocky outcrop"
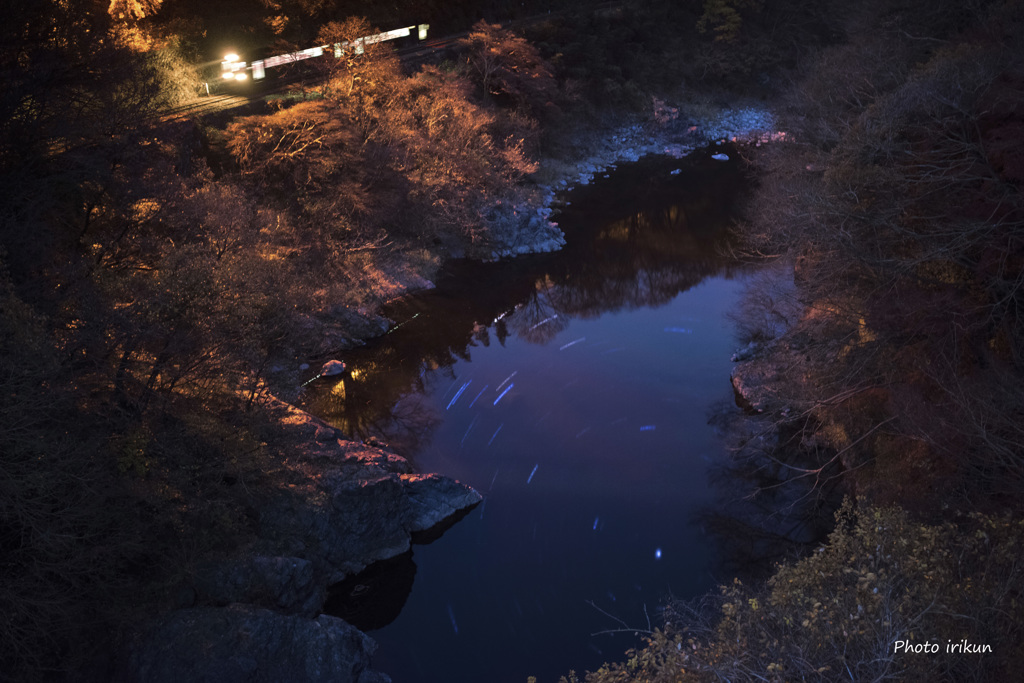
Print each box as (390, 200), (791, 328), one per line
(486, 200), (566, 258)
(120, 398), (481, 681)
(729, 339), (806, 415)
(402, 473), (483, 532)
(118, 605), (389, 683)
(189, 398), (481, 612)
(193, 555), (324, 617)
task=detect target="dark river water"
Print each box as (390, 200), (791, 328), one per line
(303, 148), (756, 682)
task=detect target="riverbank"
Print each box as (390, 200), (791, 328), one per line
(262, 98), (782, 401)
(114, 97), (783, 682)
(486, 100), (780, 259)
(563, 0), (1024, 677)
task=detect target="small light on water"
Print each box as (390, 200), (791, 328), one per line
(655, 548), (663, 560)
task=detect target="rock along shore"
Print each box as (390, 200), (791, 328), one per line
(486, 102), (781, 259)
(117, 398), (481, 683)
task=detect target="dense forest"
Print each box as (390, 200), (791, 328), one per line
(2, 0), (1022, 681)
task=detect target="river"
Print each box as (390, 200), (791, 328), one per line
(303, 147), (757, 682)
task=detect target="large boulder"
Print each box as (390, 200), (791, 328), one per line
(253, 469), (482, 586)
(321, 359), (347, 376)
(402, 473), (486, 532)
(118, 605), (389, 683)
(193, 555), (323, 617)
(193, 397), (481, 609)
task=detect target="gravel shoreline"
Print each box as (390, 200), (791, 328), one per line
(487, 102), (781, 258)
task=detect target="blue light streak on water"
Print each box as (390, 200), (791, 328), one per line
(493, 383), (514, 405)
(496, 371), (517, 392)
(468, 384), (489, 408)
(447, 604), (459, 634)
(559, 337), (586, 351)
(461, 415), (479, 445)
(345, 150), (757, 683)
(487, 424), (503, 447)
(446, 381), (471, 410)
(529, 315), (558, 331)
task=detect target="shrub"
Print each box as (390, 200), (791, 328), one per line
(571, 500), (1024, 682)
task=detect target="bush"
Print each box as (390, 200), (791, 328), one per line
(572, 500), (1024, 682)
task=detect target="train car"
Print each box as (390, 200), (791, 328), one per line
(221, 24), (430, 87)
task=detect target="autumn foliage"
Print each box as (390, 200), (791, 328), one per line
(224, 20), (543, 248)
(573, 500), (1024, 682)
(4, 0), (1023, 680)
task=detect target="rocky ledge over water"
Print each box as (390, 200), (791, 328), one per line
(729, 339), (806, 415)
(117, 397), (481, 682)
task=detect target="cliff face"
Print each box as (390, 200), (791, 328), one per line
(118, 397), (481, 682)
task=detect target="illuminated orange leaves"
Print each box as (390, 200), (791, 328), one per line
(108, 0), (163, 22)
(459, 21), (557, 116)
(315, 17), (402, 100)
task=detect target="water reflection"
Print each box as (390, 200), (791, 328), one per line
(323, 551), (417, 632)
(303, 150), (749, 454)
(303, 148), (759, 682)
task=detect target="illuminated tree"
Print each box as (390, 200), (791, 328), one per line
(458, 21), (556, 116)
(315, 17), (402, 100)
(108, 0), (163, 21)
(365, 64), (539, 244)
(697, 0), (761, 43)
(225, 100), (369, 228)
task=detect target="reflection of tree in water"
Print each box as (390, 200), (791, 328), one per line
(303, 151), (753, 461)
(304, 352), (443, 454)
(321, 502), (478, 631)
(697, 402), (842, 582)
(323, 551), (417, 631)
(534, 194), (747, 322)
(504, 278), (572, 345)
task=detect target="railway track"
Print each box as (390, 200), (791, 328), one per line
(161, 93), (252, 120)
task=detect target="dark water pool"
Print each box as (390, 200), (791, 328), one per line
(304, 148), (756, 682)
